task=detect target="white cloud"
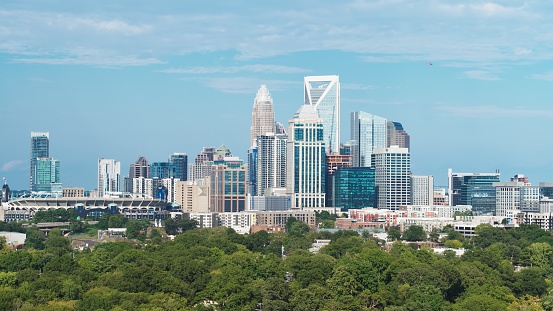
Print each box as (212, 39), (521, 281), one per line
(530, 71), (553, 81)
(0, 1), (551, 65)
(463, 70), (500, 80)
(341, 83), (375, 90)
(1, 160), (26, 172)
(160, 64), (310, 74)
(435, 105), (553, 118)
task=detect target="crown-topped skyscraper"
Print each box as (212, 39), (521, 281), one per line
(250, 85), (275, 148)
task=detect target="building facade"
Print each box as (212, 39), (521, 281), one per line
(372, 146), (411, 210)
(448, 169), (500, 215)
(411, 175), (434, 206)
(350, 111), (387, 167)
(325, 153), (352, 207)
(333, 167), (376, 210)
(304, 75), (340, 153)
(210, 157), (247, 213)
(255, 133), (287, 196)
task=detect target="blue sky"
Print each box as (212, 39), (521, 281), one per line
(1, 0), (553, 190)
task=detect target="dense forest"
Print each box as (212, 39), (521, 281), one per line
(1, 213), (553, 310)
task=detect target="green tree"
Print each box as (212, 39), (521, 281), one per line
(388, 227), (402, 241)
(525, 242), (552, 268)
(25, 227), (45, 250)
(402, 225), (426, 242)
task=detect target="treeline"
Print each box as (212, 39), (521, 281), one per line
(0, 220), (553, 310)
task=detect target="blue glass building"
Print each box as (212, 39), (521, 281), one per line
(333, 167), (376, 210)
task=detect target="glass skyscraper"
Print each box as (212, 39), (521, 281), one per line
(169, 153), (188, 181)
(351, 111), (387, 167)
(304, 75), (340, 153)
(30, 132), (49, 191)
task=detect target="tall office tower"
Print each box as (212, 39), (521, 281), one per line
(250, 85), (275, 147)
(169, 153), (188, 181)
(33, 157), (61, 193)
(448, 168), (500, 215)
(410, 175), (434, 206)
(255, 133), (287, 196)
(287, 105), (326, 209)
(386, 121), (410, 149)
(372, 146), (411, 210)
(304, 75), (340, 153)
(325, 153), (352, 207)
(189, 147), (216, 182)
(150, 162), (176, 179)
(210, 157), (247, 213)
(98, 158), (121, 197)
(30, 132), (50, 191)
(351, 111), (387, 167)
(333, 167), (376, 210)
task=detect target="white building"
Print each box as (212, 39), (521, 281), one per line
(372, 146), (411, 210)
(304, 75), (340, 153)
(411, 175), (434, 206)
(494, 182), (540, 218)
(350, 111), (387, 167)
(287, 105), (326, 209)
(218, 212), (257, 234)
(98, 158), (121, 197)
(132, 177), (153, 198)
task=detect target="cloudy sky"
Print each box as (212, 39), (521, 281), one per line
(1, 0), (553, 190)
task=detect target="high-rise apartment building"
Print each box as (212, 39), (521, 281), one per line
(387, 121), (410, 150)
(98, 158), (121, 197)
(250, 85), (275, 147)
(126, 156), (150, 193)
(304, 75), (340, 153)
(287, 105), (326, 209)
(351, 112), (387, 167)
(411, 175), (434, 206)
(30, 132), (50, 191)
(169, 153), (188, 181)
(448, 169), (500, 215)
(372, 146), (411, 210)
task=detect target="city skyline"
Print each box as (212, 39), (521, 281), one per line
(2, 1), (553, 190)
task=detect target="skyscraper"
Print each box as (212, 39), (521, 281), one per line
(350, 111), (387, 167)
(210, 157), (247, 213)
(33, 157), (61, 193)
(387, 121), (410, 150)
(250, 85), (275, 147)
(287, 105), (326, 209)
(125, 156), (150, 193)
(325, 153), (352, 207)
(304, 75), (340, 153)
(169, 153), (188, 181)
(189, 147), (215, 182)
(372, 146), (411, 210)
(150, 162), (176, 179)
(333, 167), (376, 210)
(98, 158), (121, 197)
(30, 132), (49, 190)
(255, 133), (287, 196)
